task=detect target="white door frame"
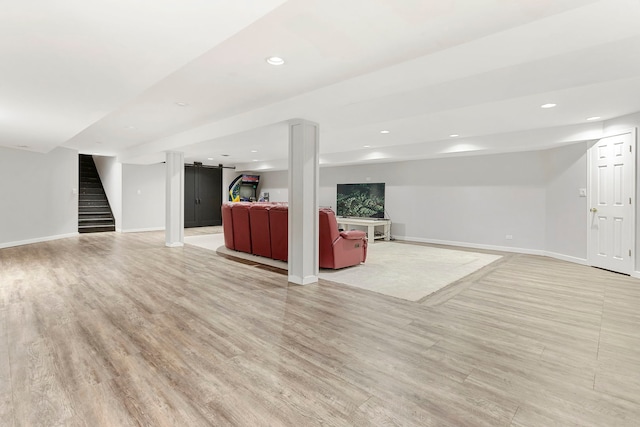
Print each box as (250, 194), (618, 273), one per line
(587, 128), (637, 275)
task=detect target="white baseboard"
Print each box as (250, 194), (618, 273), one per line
(392, 236), (590, 266)
(631, 271), (640, 279)
(542, 251), (588, 265)
(288, 274), (319, 285)
(121, 227), (165, 233)
(165, 242), (184, 248)
(0, 232), (80, 249)
(393, 235), (545, 256)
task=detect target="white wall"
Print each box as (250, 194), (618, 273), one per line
(602, 112), (640, 275)
(121, 163), (166, 232)
(225, 169), (277, 202)
(222, 167), (238, 202)
(93, 155), (123, 232)
(0, 146), (78, 248)
(543, 143), (589, 261)
(258, 147), (601, 257)
(257, 170), (288, 203)
(324, 153), (548, 251)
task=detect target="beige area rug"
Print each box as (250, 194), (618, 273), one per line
(184, 234), (502, 302)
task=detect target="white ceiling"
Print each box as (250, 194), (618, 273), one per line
(3, 0), (640, 170)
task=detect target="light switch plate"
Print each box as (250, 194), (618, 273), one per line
(578, 188), (587, 197)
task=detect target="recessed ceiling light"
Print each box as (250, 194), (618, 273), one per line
(541, 103), (557, 109)
(266, 56), (285, 66)
(207, 157), (214, 160)
(586, 116), (601, 121)
(252, 159), (258, 162)
(449, 134), (459, 138)
(380, 130), (390, 134)
(250, 150), (258, 153)
(175, 102), (189, 107)
(363, 145), (371, 148)
(15, 144), (29, 148)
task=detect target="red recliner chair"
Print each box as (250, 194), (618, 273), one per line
(249, 204), (272, 258)
(319, 208), (367, 269)
(230, 203), (252, 253)
(221, 203), (234, 250)
(269, 205), (289, 261)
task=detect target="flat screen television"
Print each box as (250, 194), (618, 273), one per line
(336, 183), (385, 218)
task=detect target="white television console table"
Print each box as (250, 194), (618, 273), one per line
(336, 217), (391, 243)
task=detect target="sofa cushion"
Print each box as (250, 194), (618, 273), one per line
(249, 204), (272, 258)
(221, 203), (234, 250)
(269, 205), (289, 261)
(230, 203), (252, 253)
(340, 230), (366, 240)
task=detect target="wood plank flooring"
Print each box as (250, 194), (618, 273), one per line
(1, 230), (639, 426)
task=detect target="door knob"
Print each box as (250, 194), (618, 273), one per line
(590, 207), (598, 213)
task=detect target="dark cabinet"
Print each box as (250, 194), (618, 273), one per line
(185, 165), (222, 228)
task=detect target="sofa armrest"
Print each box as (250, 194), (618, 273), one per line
(340, 230), (366, 240)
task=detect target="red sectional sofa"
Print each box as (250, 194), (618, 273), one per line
(221, 202), (367, 269)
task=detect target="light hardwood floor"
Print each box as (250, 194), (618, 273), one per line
(1, 230), (639, 426)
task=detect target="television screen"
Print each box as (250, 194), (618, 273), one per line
(239, 185), (256, 200)
(336, 183), (385, 218)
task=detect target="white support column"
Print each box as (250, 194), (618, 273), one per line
(165, 151), (184, 247)
(288, 119), (319, 285)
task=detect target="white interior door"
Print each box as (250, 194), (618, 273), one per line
(588, 132), (635, 275)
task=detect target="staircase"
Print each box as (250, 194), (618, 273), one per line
(78, 155), (115, 233)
